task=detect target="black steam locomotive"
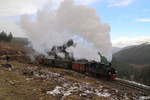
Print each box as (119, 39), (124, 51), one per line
(36, 40), (117, 80)
(36, 58), (116, 80)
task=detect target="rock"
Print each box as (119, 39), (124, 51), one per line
(22, 68), (34, 76)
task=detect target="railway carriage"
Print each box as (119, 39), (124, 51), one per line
(36, 57), (117, 81)
(72, 62), (87, 73)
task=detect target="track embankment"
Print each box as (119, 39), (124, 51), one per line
(116, 78), (150, 95)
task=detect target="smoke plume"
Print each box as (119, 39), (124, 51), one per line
(20, 0), (112, 61)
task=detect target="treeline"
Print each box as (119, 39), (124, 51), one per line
(111, 58), (135, 79)
(112, 58), (150, 86)
(0, 31), (13, 42)
(134, 65), (150, 86)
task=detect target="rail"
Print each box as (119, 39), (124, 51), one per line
(116, 78), (150, 95)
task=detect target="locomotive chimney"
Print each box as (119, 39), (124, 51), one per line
(98, 52), (101, 63)
(98, 52), (110, 64)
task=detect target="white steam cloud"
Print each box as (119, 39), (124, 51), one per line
(20, 0), (112, 61)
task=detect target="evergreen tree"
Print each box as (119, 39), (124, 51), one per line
(0, 31), (7, 41)
(8, 32), (13, 42)
(0, 31), (13, 42)
(139, 65), (150, 86)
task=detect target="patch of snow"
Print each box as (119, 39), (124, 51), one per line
(117, 78), (150, 89)
(24, 66), (148, 100)
(63, 83), (70, 87)
(95, 89), (111, 97)
(63, 91), (72, 96)
(26, 78), (33, 81)
(96, 92), (111, 97)
(84, 90), (93, 94)
(80, 93), (87, 97)
(123, 93), (129, 100)
(139, 96), (150, 100)
(115, 89), (119, 93)
(46, 86), (62, 96)
(128, 81), (150, 88)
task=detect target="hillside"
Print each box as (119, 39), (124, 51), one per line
(12, 37), (29, 45)
(113, 43), (150, 65)
(111, 58), (135, 79)
(112, 43), (150, 86)
(112, 47), (122, 54)
(0, 42), (148, 100)
(1, 61), (147, 100)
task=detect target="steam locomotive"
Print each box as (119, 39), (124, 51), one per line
(36, 40), (117, 80)
(36, 58), (116, 80)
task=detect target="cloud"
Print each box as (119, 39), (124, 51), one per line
(0, 0), (50, 16)
(74, 0), (98, 5)
(112, 36), (150, 48)
(108, 0), (134, 7)
(0, 0), (99, 40)
(136, 18), (150, 22)
(0, 18), (26, 37)
(0, 0), (51, 16)
(0, 0), (99, 37)
(0, 0), (98, 16)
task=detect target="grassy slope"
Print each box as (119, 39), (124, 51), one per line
(0, 62), (55, 100)
(12, 37), (28, 44)
(0, 60), (145, 100)
(0, 42), (148, 99)
(0, 61), (110, 100)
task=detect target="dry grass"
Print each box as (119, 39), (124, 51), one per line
(0, 61), (111, 100)
(0, 43), (146, 100)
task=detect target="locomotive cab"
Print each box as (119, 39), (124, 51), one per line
(105, 64), (117, 80)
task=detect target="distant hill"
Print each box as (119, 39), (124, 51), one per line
(12, 37), (29, 45)
(112, 47), (122, 54)
(113, 43), (150, 65)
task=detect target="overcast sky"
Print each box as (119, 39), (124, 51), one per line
(0, 0), (150, 47)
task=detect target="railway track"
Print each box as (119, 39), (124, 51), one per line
(98, 77), (150, 96)
(115, 78), (150, 95)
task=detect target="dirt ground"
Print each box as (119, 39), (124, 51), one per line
(0, 60), (148, 100)
(0, 61), (110, 100)
(0, 43), (149, 100)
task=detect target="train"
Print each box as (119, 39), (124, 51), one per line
(36, 57), (117, 81)
(35, 39), (117, 81)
